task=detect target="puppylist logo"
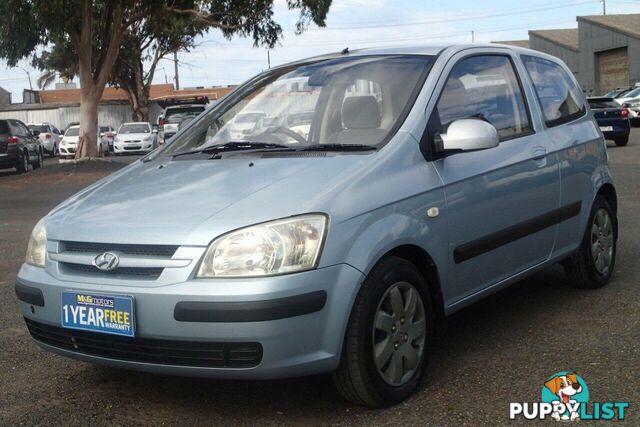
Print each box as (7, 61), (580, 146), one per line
(510, 372), (630, 421)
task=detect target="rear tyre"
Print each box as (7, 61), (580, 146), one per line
(332, 256), (434, 407)
(16, 151), (28, 173)
(33, 149), (43, 169)
(564, 196), (617, 289)
(614, 136), (629, 146)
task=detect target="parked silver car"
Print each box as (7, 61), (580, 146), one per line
(16, 44), (617, 407)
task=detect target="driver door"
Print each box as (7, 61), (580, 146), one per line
(430, 51), (560, 306)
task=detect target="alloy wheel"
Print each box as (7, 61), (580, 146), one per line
(372, 281), (426, 386)
(591, 208), (614, 275)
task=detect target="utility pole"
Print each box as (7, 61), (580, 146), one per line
(19, 66), (33, 91)
(173, 51), (180, 90)
(267, 49), (271, 69)
(602, 0), (606, 15)
(471, 30), (475, 43)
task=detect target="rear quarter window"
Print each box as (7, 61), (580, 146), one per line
(521, 55), (585, 127)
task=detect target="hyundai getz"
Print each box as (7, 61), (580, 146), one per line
(16, 45), (617, 407)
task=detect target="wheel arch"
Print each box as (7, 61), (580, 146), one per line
(380, 244), (445, 332)
(596, 182), (617, 214)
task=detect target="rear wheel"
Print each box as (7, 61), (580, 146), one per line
(614, 136), (629, 146)
(16, 151), (28, 173)
(564, 196), (617, 288)
(332, 256), (434, 407)
(33, 149), (43, 169)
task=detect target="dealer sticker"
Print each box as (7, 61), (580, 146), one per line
(61, 291), (135, 337)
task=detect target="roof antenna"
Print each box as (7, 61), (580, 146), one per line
(341, 47), (349, 55)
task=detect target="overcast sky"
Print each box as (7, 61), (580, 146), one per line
(2, 0), (640, 102)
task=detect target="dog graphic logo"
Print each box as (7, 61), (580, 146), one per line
(542, 372), (589, 421)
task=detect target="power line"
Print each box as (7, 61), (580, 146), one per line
(287, 0), (595, 31)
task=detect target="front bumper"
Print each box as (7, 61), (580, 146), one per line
(59, 145), (76, 157)
(16, 262), (363, 379)
(114, 142), (153, 154)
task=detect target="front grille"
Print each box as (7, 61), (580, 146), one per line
(60, 262), (163, 280)
(26, 319), (263, 368)
(62, 241), (178, 257)
(124, 146), (142, 150)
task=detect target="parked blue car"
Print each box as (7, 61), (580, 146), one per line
(587, 97), (631, 146)
(17, 44), (617, 407)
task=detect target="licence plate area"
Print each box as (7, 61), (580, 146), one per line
(61, 291), (135, 337)
(600, 126), (613, 132)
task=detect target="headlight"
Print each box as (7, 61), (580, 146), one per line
(197, 214), (327, 278)
(25, 218), (47, 267)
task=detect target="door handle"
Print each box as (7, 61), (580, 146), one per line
(531, 147), (547, 160)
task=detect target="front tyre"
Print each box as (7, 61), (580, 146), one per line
(565, 196), (617, 288)
(332, 256), (434, 407)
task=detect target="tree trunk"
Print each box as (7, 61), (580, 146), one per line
(125, 83), (150, 122)
(75, 88), (99, 159)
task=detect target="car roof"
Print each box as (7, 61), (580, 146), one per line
(268, 43), (564, 72)
(121, 122), (150, 126)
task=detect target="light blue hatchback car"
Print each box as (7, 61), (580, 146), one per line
(16, 44), (617, 407)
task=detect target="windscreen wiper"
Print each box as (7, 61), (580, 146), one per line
(171, 142), (293, 158)
(299, 144), (377, 152)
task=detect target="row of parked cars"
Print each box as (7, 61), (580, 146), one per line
(0, 120), (160, 173)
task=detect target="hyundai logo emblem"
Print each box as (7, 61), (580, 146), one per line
(93, 252), (119, 271)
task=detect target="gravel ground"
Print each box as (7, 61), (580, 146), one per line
(0, 140), (638, 426)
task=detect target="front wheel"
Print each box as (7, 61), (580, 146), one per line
(564, 196), (617, 288)
(332, 256), (434, 407)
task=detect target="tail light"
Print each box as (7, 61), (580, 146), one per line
(621, 108), (629, 119)
(44, 133), (51, 139)
(7, 136), (18, 145)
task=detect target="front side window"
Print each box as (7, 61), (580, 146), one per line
(521, 55), (585, 127)
(434, 55), (531, 141)
(160, 55), (434, 156)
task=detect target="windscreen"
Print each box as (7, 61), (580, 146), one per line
(65, 127), (80, 137)
(160, 55), (434, 156)
(119, 124), (150, 134)
(0, 121), (8, 134)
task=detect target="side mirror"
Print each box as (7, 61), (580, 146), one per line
(437, 119), (499, 152)
(31, 130), (40, 137)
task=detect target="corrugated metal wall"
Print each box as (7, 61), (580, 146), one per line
(0, 104), (133, 129)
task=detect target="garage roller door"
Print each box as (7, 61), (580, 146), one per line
(597, 47), (629, 94)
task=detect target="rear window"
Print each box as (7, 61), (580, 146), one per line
(588, 99), (619, 109)
(0, 120), (9, 134)
(165, 106), (205, 119)
(521, 55), (585, 127)
(29, 124), (48, 133)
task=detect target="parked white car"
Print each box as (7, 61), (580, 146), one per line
(615, 87), (640, 105)
(158, 104), (206, 143)
(59, 125), (109, 158)
(229, 111), (266, 140)
(27, 123), (62, 156)
(113, 122), (157, 154)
